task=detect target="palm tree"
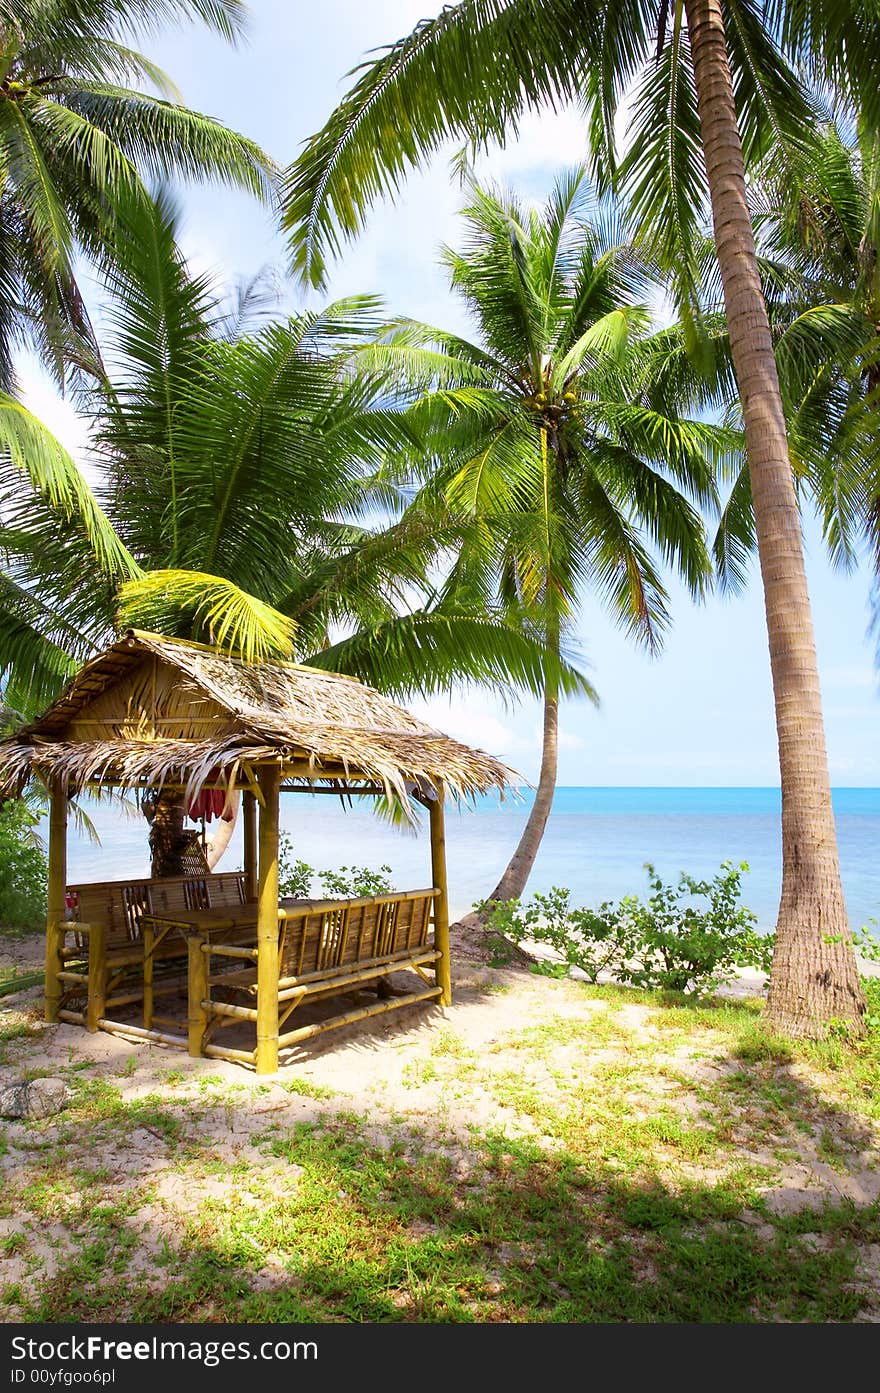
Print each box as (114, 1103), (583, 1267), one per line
(752, 125), (880, 584)
(0, 0), (274, 388)
(366, 170), (724, 906)
(281, 0), (880, 1038)
(0, 191), (591, 872)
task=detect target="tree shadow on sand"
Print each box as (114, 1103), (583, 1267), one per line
(8, 989), (880, 1325)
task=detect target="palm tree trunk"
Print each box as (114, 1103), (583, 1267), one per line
(684, 0), (864, 1036)
(205, 790), (240, 869)
(485, 618), (560, 904)
(147, 789), (190, 878)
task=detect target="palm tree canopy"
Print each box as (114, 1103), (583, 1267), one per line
(0, 0), (275, 387)
(282, 0), (880, 296)
(747, 124), (880, 638)
(684, 125), (880, 587)
(0, 190), (592, 714)
(364, 171), (731, 655)
(760, 125), (880, 316)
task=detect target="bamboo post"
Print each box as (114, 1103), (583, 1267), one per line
(428, 784), (452, 1006)
(143, 924), (154, 1030)
(187, 933), (208, 1057)
(44, 778), (67, 1023)
(85, 920), (105, 1031)
(255, 764), (281, 1074)
(242, 790), (257, 902)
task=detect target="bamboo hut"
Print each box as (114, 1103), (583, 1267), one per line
(0, 630), (515, 1073)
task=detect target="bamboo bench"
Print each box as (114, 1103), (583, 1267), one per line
(56, 870), (247, 1032)
(188, 887), (442, 1066)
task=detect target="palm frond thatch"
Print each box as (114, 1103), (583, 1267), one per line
(0, 629), (518, 805)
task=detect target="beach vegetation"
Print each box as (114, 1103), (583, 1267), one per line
(318, 864), (395, 899)
(3, 964), (880, 1321)
(277, 838), (395, 900)
(0, 799), (46, 930)
(481, 860), (774, 994)
(277, 837), (314, 900)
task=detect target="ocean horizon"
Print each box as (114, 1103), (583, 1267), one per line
(59, 785), (880, 935)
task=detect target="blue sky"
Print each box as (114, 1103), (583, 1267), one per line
(21, 0), (880, 786)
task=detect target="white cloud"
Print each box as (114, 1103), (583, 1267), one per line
(612, 747), (780, 780)
(825, 704), (880, 721)
(558, 727), (587, 752)
(18, 370), (87, 459)
(823, 665), (878, 691)
(829, 752), (880, 777)
(531, 722), (586, 752)
(409, 694), (526, 759)
(472, 105), (591, 186)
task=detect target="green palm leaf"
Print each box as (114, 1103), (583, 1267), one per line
(0, 394), (138, 578)
(307, 607), (597, 704)
(282, 0), (586, 288)
(116, 570), (297, 662)
(64, 86), (275, 200)
(0, 0), (269, 384)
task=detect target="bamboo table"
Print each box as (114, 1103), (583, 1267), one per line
(140, 898), (326, 1032)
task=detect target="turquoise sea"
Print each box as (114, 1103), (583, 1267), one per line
(62, 786), (880, 934)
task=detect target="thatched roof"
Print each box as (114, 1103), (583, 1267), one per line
(0, 630), (516, 803)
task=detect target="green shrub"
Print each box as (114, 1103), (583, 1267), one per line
(276, 837), (395, 900)
(0, 801), (47, 931)
(850, 922), (880, 965)
(861, 976), (880, 1034)
(480, 887), (632, 982)
(319, 864), (395, 898)
(482, 861), (773, 995)
(277, 833), (314, 898)
(614, 862), (773, 993)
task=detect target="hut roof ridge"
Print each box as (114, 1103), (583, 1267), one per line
(0, 631), (519, 803)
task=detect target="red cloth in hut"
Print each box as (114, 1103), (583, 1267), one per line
(187, 788), (233, 822)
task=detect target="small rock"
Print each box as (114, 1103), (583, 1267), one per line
(0, 1077), (71, 1120)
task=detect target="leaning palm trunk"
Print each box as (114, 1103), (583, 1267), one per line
(485, 624), (560, 904)
(685, 0), (865, 1035)
(205, 790), (240, 870)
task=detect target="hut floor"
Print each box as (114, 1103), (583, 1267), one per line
(101, 968), (428, 1064)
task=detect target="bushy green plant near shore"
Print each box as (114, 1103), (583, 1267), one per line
(0, 802), (47, 931)
(277, 836), (313, 899)
(277, 835), (394, 900)
(861, 977), (880, 1033)
(482, 887), (632, 981)
(849, 925), (880, 965)
(319, 864), (395, 898)
(481, 862), (774, 995)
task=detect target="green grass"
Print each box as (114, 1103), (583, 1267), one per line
(0, 968), (43, 999)
(50, 1124), (872, 1324)
(0, 1011), (42, 1065)
(0, 1018), (37, 1045)
(2, 976), (880, 1322)
(279, 1078), (338, 1101)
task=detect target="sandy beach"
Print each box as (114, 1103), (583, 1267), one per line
(2, 924), (879, 1321)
